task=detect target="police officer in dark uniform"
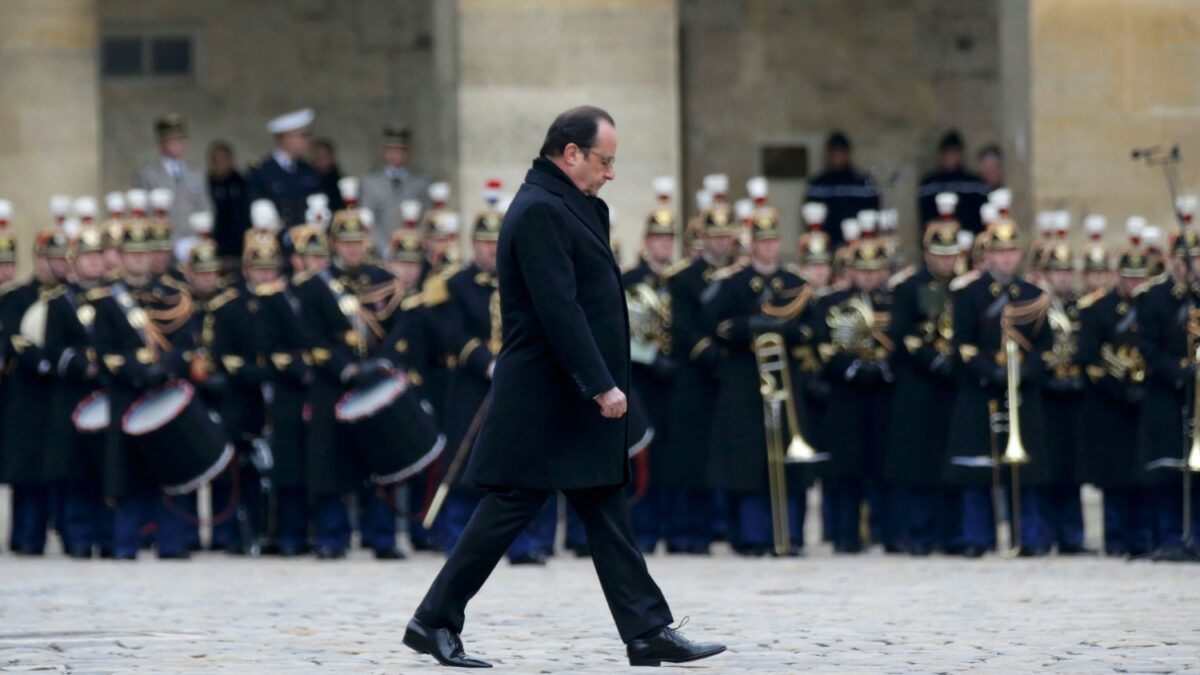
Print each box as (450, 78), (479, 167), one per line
(619, 178), (678, 552)
(704, 193), (816, 555)
(918, 131), (990, 235)
(1078, 244), (1153, 557)
(946, 217), (1053, 557)
(661, 196), (736, 554)
(255, 224), (325, 555)
(1135, 228), (1200, 559)
(1038, 237), (1092, 554)
(182, 239), (271, 553)
(42, 223), (113, 558)
(883, 202), (962, 555)
(814, 235), (895, 553)
(804, 131), (880, 250)
(91, 219), (200, 559)
(247, 109), (321, 228)
(294, 208), (405, 559)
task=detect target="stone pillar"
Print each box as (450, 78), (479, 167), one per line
(1027, 0), (1200, 244)
(0, 0), (101, 272)
(453, 0), (682, 265)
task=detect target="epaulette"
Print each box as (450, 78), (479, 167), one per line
(785, 263), (807, 278)
(440, 263), (463, 278)
(422, 273), (450, 307)
(949, 269), (982, 292)
(663, 258), (692, 279)
(711, 261), (746, 281)
(887, 265), (917, 290)
(0, 279), (24, 296)
(160, 274), (189, 291)
(1075, 287), (1106, 310)
(401, 292), (425, 311)
(254, 278), (287, 297)
(1144, 271), (1170, 289)
(292, 268), (320, 285)
(1133, 278), (1160, 297)
(206, 287), (240, 312)
(83, 286), (113, 302)
(39, 285), (67, 302)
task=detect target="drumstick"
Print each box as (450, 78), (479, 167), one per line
(422, 392), (491, 530)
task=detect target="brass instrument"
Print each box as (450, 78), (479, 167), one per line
(1100, 343), (1146, 383)
(990, 338), (1030, 558)
(1044, 299), (1080, 379)
(627, 282), (670, 365)
(753, 332), (827, 556)
(826, 294), (877, 360)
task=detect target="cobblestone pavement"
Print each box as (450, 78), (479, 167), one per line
(0, 546), (1197, 672)
(2, 486), (1199, 673)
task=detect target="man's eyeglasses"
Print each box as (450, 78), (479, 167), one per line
(581, 147), (616, 169)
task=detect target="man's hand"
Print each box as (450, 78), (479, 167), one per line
(594, 386), (627, 418)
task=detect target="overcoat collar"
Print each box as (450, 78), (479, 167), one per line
(525, 157), (613, 256)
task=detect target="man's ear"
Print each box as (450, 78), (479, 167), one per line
(563, 143), (580, 166)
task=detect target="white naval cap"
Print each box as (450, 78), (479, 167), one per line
(267, 108), (315, 135)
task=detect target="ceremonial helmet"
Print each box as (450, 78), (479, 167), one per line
(798, 202), (832, 265)
(187, 239), (223, 273)
(473, 179), (504, 242)
(644, 176), (675, 238)
(0, 199), (16, 263)
(242, 235), (281, 270)
(389, 230), (424, 263)
(1081, 215), (1110, 272)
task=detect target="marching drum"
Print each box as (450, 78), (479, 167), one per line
(121, 381), (233, 495)
(335, 372), (446, 486)
(71, 390), (110, 468)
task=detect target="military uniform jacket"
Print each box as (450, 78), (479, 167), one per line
(360, 167), (431, 254)
(945, 272), (1053, 486)
(134, 159), (213, 240)
(436, 263), (500, 458)
(1041, 292), (1086, 486)
(814, 284), (894, 482)
(252, 277), (313, 488)
(622, 257), (674, 474)
(464, 158), (631, 491)
(43, 282), (107, 483)
(294, 261), (401, 497)
(246, 154), (321, 227)
(884, 267), (957, 485)
(0, 280), (57, 484)
(1135, 275), (1193, 484)
(91, 277), (195, 499)
(661, 255), (726, 488)
(186, 283), (268, 441)
(1077, 287), (1145, 487)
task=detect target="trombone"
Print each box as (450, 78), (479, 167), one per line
(753, 332), (827, 556)
(989, 338), (1031, 558)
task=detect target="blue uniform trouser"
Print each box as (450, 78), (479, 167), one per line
(902, 485), (942, 549)
(662, 487), (714, 551)
(879, 482), (908, 550)
(961, 485), (1047, 551)
(1149, 482), (1200, 551)
(729, 490), (804, 550)
(312, 495), (352, 552)
(439, 490), (555, 560)
(1039, 485), (1085, 549)
(8, 484), (52, 553)
(940, 488), (964, 550)
(628, 484), (663, 551)
(356, 486), (397, 552)
(826, 480), (863, 551)
(1102, 487), (1154, 554)
(274, 486), (308, 551)
(114, 495), (191, 557)
(407, 472), (437, 551)
(59, 481), (113, 554)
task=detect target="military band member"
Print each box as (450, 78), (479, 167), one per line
(883, 198), (962, 555)
(620, 177), (678, 552)
(294, 209), (404, 559)
(247, 108), (321, 228)
(1135, 227), (1200, 559)
(797, 203), (834, 289)
(815, 235), (895, 554)
(1078, 243), (1153, 556)
(255, 225), (324, 555)
(705, 192), (815, 555)
(182, 240), (270, 553)
(946, 218), (1053, 557)
(42, 223), (113, 557)
(661, 191), (736, 554)
(420, 185), (461, 282)
(91, 218), (198, 559)
(0, 200), (16, 287)
(1, 220), (66, 555)
(1081, 216), (1112, 294)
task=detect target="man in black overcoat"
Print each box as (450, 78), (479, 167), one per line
(404, 106), (724, 669)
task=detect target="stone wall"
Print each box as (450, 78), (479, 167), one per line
(453, 0), (682, 266)
(97, 0), (449, 196)
(680, 0), (1003, 257)
(1030, 0), (1200, 247)
(0, 0), (101, 271)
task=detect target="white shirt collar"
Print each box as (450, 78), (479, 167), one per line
(273, 149), (295, 172)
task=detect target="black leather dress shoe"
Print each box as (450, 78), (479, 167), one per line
(960, 545), (986, 558)
(1057, 545), (1098, 556)
(626, 623), (726, 667)
(508, 551), (547, 566)
(403, 617), (491, 668)
(374, 547), (407, 560)
(67, 547), (94, 560)
(314, 546), (345, 560)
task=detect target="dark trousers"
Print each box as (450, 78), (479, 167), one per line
(662, 487), (714, 551)
(1102, 487), (1153, 555)
(274, 486), (309, 551)
(59, 481), (113, 554)
(313, 495), (352, 551)
(8, 484), (52, 553)
(628, 484), (663, 551)
(356, 485), (398, 552)
(729, 490), (804, 550)
(826, 480), (864, 551)
(1149, 482), (1200, 551)
(1039, 485), (1085, 549)
(901, 485), (943, 549)
(416, 484), (673, 643)
(114, 495), (191, 557)
(440, 490), (556, 560)
(961, 485), (1045, 551)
